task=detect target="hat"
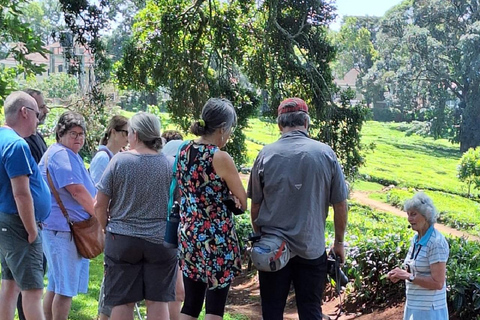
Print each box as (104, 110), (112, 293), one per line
(277, 98), (309, 116)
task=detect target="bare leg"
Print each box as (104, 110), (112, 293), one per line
(43, 290), (54, 320)
(110, 303), (135, 320)
(169, 269), (185, 320)
(204, 315), (222, 320)
(0, 279), (21, 320)
(21, 288), (45, 320)
(168, 302), (182, 320)
(51, 294), (72, 320)
(145, 300), (169, 320)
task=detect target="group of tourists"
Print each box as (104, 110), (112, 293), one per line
(0, 90), (449, 320)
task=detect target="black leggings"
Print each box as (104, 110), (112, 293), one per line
(181, 276), (231, 317)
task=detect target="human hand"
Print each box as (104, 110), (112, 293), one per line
(28, 229), (38, 244)
(387, 267), (410, 283)
(332, 241), (345, 264)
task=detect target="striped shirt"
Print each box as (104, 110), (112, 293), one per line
(404, 226), (449, 310)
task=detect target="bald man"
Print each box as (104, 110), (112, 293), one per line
(0, 91), (51, 320)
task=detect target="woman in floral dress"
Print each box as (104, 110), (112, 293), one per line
(176, 98), (247, 320)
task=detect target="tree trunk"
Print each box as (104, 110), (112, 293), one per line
(460, 92), (480, 152)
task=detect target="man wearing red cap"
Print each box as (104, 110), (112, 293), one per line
(247, 97), (348, 320)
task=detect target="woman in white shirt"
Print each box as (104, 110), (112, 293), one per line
(387, 192), (449, 320)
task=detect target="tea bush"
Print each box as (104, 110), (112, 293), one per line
(447, 238), (480, 319)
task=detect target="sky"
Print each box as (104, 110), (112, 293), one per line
(330, 0), (404, 31)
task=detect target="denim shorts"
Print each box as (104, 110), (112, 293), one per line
(0, 213), (44, 290)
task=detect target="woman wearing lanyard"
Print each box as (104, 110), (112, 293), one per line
(387, 192), (449, 320)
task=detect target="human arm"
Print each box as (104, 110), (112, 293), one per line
(212, 150), (247, 210)
(94, 191), (111, 230)
(332, 200), (348, 263)
(387, 262), (446, 290)
(250, 202), (261, 233)
(64, 184), (95, 215)
(11, 175), (38, 243)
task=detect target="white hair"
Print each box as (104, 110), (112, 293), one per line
(404, 192), (438, 225)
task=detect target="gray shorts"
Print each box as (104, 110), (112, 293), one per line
(104, 232), (178, 306)
(0, 213), (44, 290)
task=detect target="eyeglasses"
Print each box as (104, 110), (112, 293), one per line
(66, 131), (85, 139)
(117, 129), (129, 135)
(24, 106), (40, 119)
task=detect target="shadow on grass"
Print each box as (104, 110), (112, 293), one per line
(390, 141), (461, 159)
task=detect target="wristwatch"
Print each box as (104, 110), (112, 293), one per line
(408, 274), (415, 282)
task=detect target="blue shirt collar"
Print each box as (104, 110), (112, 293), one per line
(414, 224), (434, 246)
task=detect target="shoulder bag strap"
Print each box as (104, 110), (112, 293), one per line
(167, 140), (189, 219)
(45, 151), (71, 224)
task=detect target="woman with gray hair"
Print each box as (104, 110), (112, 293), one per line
(387, 192), (449, 320)
(175, 98), (247, 320)
(39, 111), (96, 320)
(95, 112), (178, 320)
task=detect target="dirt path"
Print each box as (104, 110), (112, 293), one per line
(351, 190), (480, 241)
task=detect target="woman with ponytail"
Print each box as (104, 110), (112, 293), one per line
(90, 115), (129, 185)
(176, 98), (247, 320)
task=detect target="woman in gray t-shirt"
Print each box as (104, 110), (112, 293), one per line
(95, 112), (178, 319)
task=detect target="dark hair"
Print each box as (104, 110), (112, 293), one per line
(100, 115), (129, 145)
(161, 130), (183, 143)
(190, 98), (237, 136)
(277, 111), (310, 128)
(55, 111), (87, 141)
(129, 112), (163, 151)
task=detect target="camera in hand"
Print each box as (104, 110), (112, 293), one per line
(223, 197), (245, 215)
(327, 250), (348, 287)
(164, 201), (180, 248)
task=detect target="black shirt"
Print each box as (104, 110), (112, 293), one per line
(24, 132), (47, 163)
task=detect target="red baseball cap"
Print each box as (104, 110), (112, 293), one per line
(277, 98), (309, 116)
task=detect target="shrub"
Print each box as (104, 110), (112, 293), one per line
(447, 237), (480, 319)
(457, 148), (480, 196)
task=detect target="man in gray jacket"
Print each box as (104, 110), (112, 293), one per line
(248, 97), (348, 320)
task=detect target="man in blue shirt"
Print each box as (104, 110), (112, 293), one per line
(0, 91), (51, 320)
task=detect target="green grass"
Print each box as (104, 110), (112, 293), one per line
(359, 121), (463, 194)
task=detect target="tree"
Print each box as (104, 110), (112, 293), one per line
(0, 0), (49, 104)
(117, 0), (259, 164)
(332, 16), (378, 79)
(457, 148), (480, 196)
(245, 0), (367, 178)
(363, 0), (480, 151)
(27, 72), (80, 99)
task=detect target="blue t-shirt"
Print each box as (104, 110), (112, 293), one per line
(39, 143), (96, 231)
(89, 145), (113, 185)
(0, 127), (51, 221)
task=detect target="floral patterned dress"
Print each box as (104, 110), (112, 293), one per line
(176, 141), (242, 289)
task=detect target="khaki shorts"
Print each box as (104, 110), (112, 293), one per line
(0, 213), (44, 290)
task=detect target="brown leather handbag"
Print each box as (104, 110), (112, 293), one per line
(45, 155), (104, 259)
